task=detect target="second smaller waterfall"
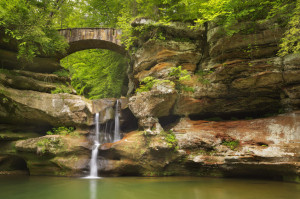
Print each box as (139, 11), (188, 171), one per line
(114, 100), (121, 142)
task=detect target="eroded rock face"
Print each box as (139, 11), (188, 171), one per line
(0, 85), (93, 127)
(128, 20), (300, 123)
(98, 112), (300, 182)
(0, 49), (62, 73)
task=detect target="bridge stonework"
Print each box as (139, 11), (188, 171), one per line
(59, 28), (127, 56)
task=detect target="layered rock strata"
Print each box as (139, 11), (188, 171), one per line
(99, 112), (300, 182)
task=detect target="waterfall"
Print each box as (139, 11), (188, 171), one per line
(114, 100), (120, 142)
(86, 113), (100, 179)
(85, 99), (121, 178)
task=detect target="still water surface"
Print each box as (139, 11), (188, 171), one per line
(0, 176), (299, 199)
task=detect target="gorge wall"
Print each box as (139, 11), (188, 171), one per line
(100, 19), (300, 182)
(0, 19), (299, 182)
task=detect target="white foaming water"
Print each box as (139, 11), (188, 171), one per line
(114, 100), (120, 142)
(85, 113), (100, 179)
(85, 100), (122, 179)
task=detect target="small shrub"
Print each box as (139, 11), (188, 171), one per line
(161, 130), (178, 149)
(46, 126), (75, 136)
(169, 66), (190, 81)
(135, 76), (174, 93)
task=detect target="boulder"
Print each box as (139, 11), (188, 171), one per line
(15, 135), (90, 176)
(129, 81), (177, 119)
(0, 85), (93, 127)
(99, 131), (180, 176)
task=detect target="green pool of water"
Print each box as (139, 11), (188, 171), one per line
(0, 176), (299, 199)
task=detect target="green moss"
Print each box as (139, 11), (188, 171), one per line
(196, 149), (217, 156)
(222, 140), (240, 150)
(283, 175), (300, 183)
(36, 139), (51, 154)
(36, 137), (64, 155)
(54, 171), (68, 176)
(196, 69), (213, 85)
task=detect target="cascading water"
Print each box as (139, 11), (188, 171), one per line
(85, 99), (122, 178)
(86, 113), (100, 179)
(114, 100), (121, 142)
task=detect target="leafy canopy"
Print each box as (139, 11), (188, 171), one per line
(0, 0), (71, 60)
(60, 49), (129, 99)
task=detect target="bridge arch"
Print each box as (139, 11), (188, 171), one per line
(59, 28), (127, 57)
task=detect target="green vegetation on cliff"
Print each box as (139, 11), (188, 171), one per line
(1, 0), (299, 59)
(1, 0), (299, 99)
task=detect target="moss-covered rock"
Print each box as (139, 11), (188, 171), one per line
(14, 135), (90, 176)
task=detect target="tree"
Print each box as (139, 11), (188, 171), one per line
(0, 0), (69, 60)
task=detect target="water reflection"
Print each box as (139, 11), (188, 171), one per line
(89, 179), (98, 199)
(0, 176), (299, 199)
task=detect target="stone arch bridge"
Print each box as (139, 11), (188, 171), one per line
(59, 28), (127, 57)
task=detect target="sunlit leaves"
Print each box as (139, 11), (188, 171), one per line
(0, 0), (68, 61)
(60, 49), (128, 99)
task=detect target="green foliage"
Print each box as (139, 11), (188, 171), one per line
(161, 130), (178, 149)
(135, 76), (156, 93)
(53, 69), (69, 77)
(278, 1), (300, 56)
(2, 0), (299, 64)
(61, 49), (129, 99)
(46, 126), (75, 136)
(222, 140), (239, 150)
(51, 84), (72, 94)
(169, 66), (190, 81)
(135, 76), (174, 93)
(0, 0), (69, 61)
(168, 65), (195, 93)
